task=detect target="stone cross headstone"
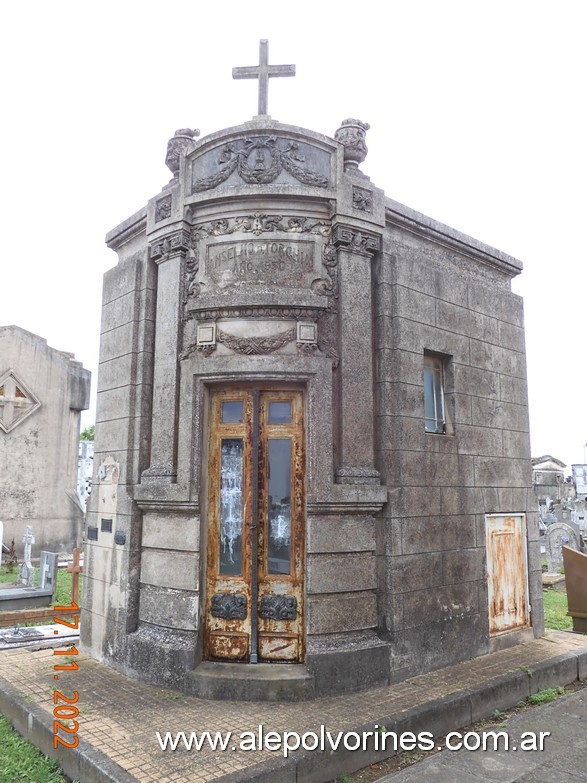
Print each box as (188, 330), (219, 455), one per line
(18, 525), (35, 587)
(545, 521), (580, 573)
(232, 39), (295, 116)
(39, 551), (58, 597)
(573, 499), (587, 534)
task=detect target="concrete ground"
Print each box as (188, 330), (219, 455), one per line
(0, 631), (586, 783)
(378, 685), (587, 782)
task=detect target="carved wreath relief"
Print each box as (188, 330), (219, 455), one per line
(192, 136), (330, 192)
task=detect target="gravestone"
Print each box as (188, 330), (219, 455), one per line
(18, 525), (35, 587)
(0, 326), (90, 554)
(39, 551), (58, 594)
(562, 546), (587, 633)
(545, 521), (581, 573)
(0, 519), (3, 563)
(555, 505), (573, 524)
(0, 548), (58, 611)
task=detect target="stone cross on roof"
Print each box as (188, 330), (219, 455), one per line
(232, 39), (295, 116)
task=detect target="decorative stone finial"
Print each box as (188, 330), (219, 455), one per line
(334, 119), (370, 172)
(165, 128), (200, 177)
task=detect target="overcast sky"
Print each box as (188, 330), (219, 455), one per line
(1, 1), (585, 468)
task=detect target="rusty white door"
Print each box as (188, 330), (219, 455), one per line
(485, 514), (529, 635)
(204, 388), (305, 663)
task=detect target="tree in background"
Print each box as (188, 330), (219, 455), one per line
(80, 424), (95, 441)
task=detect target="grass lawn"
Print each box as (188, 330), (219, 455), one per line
(0, 566), (81, 609)
(543, 587), (573, 631)
(0, 564), (81, 782)
(0, 715), (72, 783)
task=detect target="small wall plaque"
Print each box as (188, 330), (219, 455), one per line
(197, 323), (216, 346)
(114, 531), (126, 545)
(297, 322), (317, 344)
(101, 518), (113, 533)
(87, 527), (98, 541)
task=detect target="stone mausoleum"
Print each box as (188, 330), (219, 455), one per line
(82, 43), (542, 699)
(0, 325), (90, 555)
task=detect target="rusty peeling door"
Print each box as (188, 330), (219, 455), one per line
(204, 388), (305, 663)
(486, 514), (529, 635)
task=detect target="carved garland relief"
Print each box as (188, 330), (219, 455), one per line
(176, 212), (352, 367)
(180, 326), (297, 360)
(192, 136), (330, 192)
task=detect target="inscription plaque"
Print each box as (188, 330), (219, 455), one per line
(205, 239), (314, 287)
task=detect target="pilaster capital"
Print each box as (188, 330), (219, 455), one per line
(332, 224), (381, 256)
(150, 229), (191, 264)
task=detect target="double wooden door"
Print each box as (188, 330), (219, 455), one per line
(204, 388), (305, 663)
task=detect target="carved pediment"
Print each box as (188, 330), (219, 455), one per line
(191, 135), (332, 193)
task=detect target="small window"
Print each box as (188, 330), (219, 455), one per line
(268, 401), (292, 424)
(424, 352), (446, 434)
(221, 401), (244, 423)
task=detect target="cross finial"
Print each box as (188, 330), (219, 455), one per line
(232, 40), (295, 117)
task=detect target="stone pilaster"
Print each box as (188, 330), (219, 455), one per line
(141, 227), (191, 483)
(332, 224), (381, 485)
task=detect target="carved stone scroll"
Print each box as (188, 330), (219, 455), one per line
(192, 214), (331, 241)
(311, 241), (339, 308)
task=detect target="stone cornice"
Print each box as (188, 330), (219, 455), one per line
(307, 485), (388, 515)
(134, 499), (199, 514)
(385, 199), (523, 278)
(105, 206), (148, 251)
(133, 483), (196, 513)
